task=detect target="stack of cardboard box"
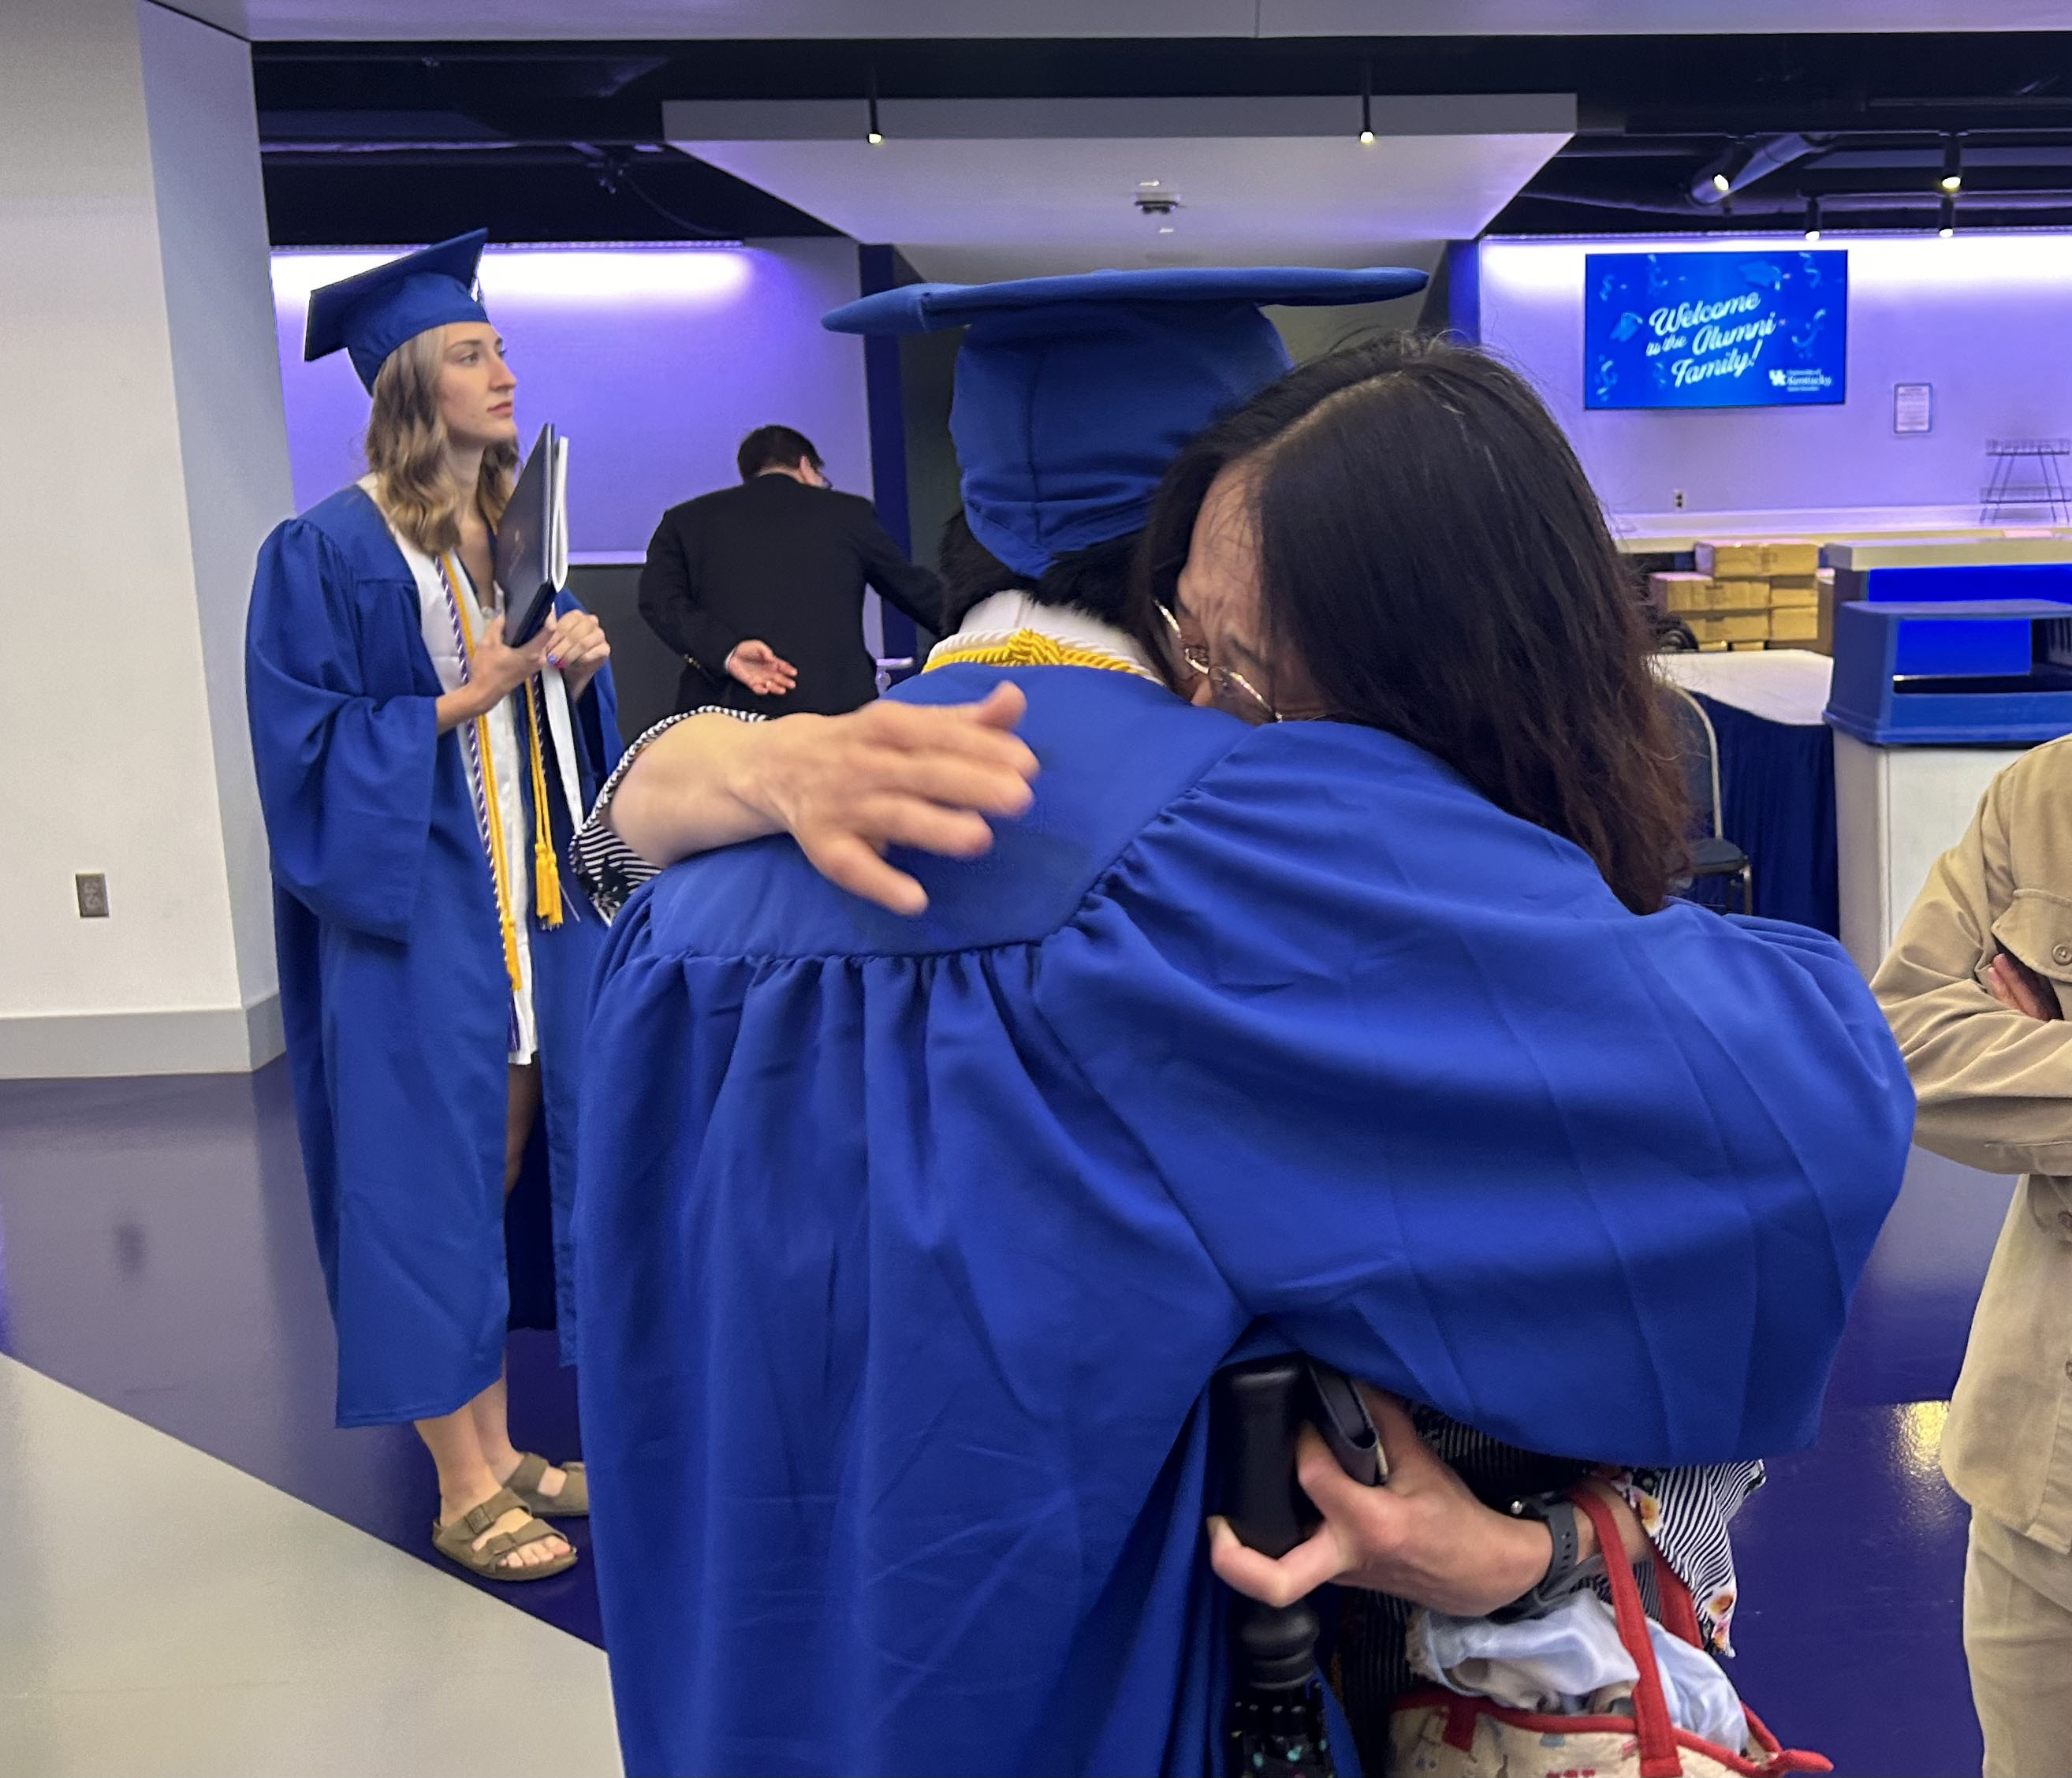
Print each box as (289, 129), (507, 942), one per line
(1647, 540), (1825, 651)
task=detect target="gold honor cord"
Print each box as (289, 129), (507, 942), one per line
(923, 628), (1157, 679)
(445, 557), (563, 1012)
(524, 677), (565, 927)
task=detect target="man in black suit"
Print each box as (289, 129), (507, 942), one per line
(639, 425), (943, 718)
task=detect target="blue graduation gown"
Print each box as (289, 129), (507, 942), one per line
(576, 663), (1911, 1778)
(246, 484), (621, 1427)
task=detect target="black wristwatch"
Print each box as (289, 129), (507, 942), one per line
(1491, 1492), (1601, 1622)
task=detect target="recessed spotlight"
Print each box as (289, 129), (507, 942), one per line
(1712, 172), (1731, 196)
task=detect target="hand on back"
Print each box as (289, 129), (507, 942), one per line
(755, 683), (1038, 916)
(727, 639), (799, 699)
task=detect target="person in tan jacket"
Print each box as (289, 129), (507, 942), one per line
(1874, 731), (2072, 1777)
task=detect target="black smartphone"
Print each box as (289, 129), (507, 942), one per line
(1306, 1359), (1387, 1488)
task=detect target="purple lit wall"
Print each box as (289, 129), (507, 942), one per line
(270, 239), (871, 554)
(1478, 233), (2072, 523)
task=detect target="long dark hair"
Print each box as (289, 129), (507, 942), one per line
(1131, 335), (1686, 915)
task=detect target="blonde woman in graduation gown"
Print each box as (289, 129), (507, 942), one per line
(245, 233), (620, 1580)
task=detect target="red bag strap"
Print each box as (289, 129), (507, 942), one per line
(1570, 1485), (1683, 1778)
(1652, 1549), (1707, 1650)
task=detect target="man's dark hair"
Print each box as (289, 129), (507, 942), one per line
(1131, 333), (1690, 916)
(937, 507), (1141, 634)
(737, 424), (824, 482)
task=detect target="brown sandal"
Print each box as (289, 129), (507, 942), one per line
(431, 1487), (577, 1582)
(505, 1452), (588, 1518)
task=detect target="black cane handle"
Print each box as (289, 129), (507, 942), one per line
(1213, 1357), (1321, 1692)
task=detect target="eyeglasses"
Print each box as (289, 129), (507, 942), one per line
(1154, 598), (1281, 723)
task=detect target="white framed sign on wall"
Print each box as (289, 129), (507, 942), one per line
(1894, 382), (1934, 434)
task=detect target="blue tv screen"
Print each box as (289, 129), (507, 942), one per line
(1584, 250), (1847, 409)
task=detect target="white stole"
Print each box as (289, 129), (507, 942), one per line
(364, 476), (586, 838)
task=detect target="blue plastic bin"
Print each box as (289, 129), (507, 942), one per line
(1824, 599), (2072, 744)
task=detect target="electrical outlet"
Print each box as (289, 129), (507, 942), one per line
(1672, 489), (1687, 510)
(76, 873), (110, 919)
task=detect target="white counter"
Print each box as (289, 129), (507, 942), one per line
(1653, 648), (2028, 973)
(1653, 648), (1831, 725)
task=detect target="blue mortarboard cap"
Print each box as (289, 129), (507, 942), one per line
(304, 230), (492, 393)
(824, 266), (1427, 577)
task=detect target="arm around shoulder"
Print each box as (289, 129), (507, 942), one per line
(1030, 735), (1914, 1463)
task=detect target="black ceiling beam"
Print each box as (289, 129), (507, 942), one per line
(253, 29), (2072, 244)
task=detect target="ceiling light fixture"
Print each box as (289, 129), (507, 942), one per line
(1359, 60), (1375, 146)
(1940, 133), (1963, 194)
(1940, 191), (1957, 237)
(1691, 135), (1817, 208)
(1803, 196), (1821, 241)
(866, 65), (883, 145)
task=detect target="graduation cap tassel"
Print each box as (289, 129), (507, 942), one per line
(525, 680), (565, 929)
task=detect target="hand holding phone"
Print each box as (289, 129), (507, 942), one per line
(1306, 1359), (1387, 1488)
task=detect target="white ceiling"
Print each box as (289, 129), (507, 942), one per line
(665, 94), (1571, 282)
(173, 0), (2072, 41)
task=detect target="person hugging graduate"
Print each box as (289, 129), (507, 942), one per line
(572, 268), (1912, 1776)
(245, 231), (620, 1581)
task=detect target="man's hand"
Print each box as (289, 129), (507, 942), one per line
(744, 684), (1038, 915)
(1206, 1390), (1645, 1619)
(1988, 950), (2062, 1022)
(543, 609), (611, 700)
(726, 639), (799, 699)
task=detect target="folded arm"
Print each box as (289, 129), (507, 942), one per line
(1872, 764), (2072, 1177)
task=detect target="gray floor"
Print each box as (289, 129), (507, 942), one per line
(0, 1357), (621, 1778)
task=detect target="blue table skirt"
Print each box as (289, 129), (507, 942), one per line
(1687, 692), (1839, 937)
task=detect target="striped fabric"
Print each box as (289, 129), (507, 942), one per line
(1335, 1404), (1761, 1778)
(569, 707), (762, 923)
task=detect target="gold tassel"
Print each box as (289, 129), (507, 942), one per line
(526, 680), (565, 929)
